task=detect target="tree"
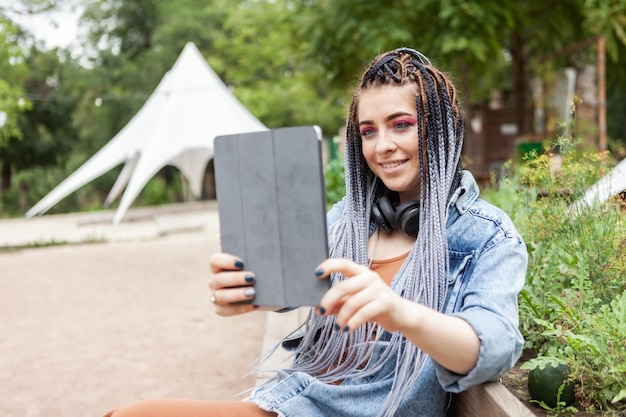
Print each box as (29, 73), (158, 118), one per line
(293, 0), (626, 142)
(0, 46), (79, 191)
(205, 0), (346, 134)
(7, 0), (625, 217)
(79, 0), (346, 134)
(81, 0), (159, 59)
(0, 0), (58, 15)
(0, 17), (30, 147)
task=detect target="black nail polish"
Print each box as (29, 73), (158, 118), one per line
(234, 260), (244, 269)
(314, 269), (324, 277)
(318, 306), (326, 315)
(342, 325), (350, 332)
(245, 275), (254, 283)
(334, 323), (340, 331)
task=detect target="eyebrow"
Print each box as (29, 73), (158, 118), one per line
(358, 111), (415, 126)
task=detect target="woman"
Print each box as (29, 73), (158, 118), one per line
(104, 47), (527, 417)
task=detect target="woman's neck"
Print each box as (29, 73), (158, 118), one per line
(368, 229), (415, 261)
(398, 190), (420, 204)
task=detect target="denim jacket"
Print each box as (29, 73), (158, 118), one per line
(249, 171), (527, 417)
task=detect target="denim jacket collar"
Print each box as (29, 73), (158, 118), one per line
(447, 170), (479, 228)
(360, 170), (480, 235)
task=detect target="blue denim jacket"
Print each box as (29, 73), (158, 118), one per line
(249, 171), (527, 417)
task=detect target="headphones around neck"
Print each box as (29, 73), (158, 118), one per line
(372, 196), (420, 237)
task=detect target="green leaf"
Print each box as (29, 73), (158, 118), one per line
(612, 388), (626, 404)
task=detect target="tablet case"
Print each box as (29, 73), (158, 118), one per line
(214, 126), (330, 308)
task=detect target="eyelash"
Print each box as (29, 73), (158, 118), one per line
(394, 120), (414, 130)
(360, 127), (377, 138)
(359, 120), (416, 138)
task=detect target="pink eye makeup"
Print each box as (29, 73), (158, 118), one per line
(358, 113), (417, 138)
(359, 126), (377, 138)
(392, 118), (417, 130)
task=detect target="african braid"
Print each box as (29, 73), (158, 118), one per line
(280, 48), (465, 417)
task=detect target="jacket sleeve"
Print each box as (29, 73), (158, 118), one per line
(434, 234), (528, 392)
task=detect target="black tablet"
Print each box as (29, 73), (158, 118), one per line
(214, 126), (330, 308)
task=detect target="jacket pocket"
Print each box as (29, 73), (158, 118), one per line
(444, 251), (473, 313)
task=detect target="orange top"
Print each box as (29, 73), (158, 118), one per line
(370, 251), (410, 285)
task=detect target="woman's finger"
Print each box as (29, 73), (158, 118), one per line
(209, 252), (244, 274)
(315, 258), (370, 279)
(319, 272), (370, 313)
(210, 286), (258, 317)
(340, 300), (383, 333)
(315, 257), (408, 332)
(333, 281), (384, 330)
(314, 258), (369, 316)
(319, 259), (384, 314)
(208, 271), (255, 291)
(212, 286), (256, 305)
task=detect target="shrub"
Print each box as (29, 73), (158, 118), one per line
(324, 156), (345, 210)
(484, 135), (626, 413)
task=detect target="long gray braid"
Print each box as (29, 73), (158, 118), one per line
(282, 48), (464, 417)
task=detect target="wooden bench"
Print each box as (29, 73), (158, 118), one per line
(447, 381), (537, 417)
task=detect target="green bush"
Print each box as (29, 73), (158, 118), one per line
(483, 136), (626, 413)
(139, 169), (184, 207)
(0, 165), (83, 217)
(324, 156), (345, 210)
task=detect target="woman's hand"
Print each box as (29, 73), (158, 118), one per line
(208, 252), (257, 316)
(315, 258), (480, 374)
(316, 258), (417, 334)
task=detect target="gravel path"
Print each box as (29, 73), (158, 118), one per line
(0, 232), (268, 417)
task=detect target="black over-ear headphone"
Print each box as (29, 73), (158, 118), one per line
(371, 196), (420, 237)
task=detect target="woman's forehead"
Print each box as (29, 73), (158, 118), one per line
(357, 85), (416, 120)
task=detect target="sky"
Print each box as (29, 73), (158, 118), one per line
(2, 1), (84, 49)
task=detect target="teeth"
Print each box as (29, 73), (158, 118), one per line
(381, 161), (403, 169)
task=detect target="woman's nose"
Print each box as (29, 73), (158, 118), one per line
(375, 130), (396, 153)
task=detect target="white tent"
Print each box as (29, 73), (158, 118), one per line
(568, 157), (626, 215)
(25, 42), (266, 224)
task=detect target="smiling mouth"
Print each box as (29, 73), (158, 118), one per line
(379, 160), (407, 169)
